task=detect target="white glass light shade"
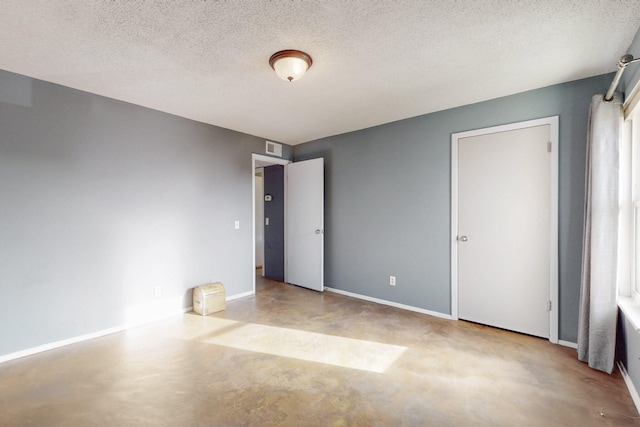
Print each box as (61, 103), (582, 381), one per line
(269, 50), (313, 82)
(273, 56), (308, 81)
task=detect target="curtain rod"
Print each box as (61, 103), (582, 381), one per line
(604, 54), (640, 102)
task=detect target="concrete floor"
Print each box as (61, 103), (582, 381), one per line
(0, 273), (638, 426)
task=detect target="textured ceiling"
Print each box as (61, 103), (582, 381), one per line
(1, 1), (640, 145)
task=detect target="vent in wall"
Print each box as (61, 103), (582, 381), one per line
(265, 141), (282, 157)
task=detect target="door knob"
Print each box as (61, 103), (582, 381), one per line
(459, 235), (468, 242)
(315, 229), (322, 234)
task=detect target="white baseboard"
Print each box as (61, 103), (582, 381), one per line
(619, 361), (640, 415)
(325, 287), (452, 320)
(226, 290), (254, 301)
(0, 301), (195, 365)
(0, 325), (127, 365)
(558, 340), (578, 349)
(0, 285), (257, 365)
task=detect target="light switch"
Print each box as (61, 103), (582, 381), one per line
(235, 220), (240, 229)
(265, 218), (270, 226)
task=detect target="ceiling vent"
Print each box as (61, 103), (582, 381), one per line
(265, 141), (283, 157)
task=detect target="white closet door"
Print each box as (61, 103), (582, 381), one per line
(457, 124), (551, 338)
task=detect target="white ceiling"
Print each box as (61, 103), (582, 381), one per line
(1, 1), (640, 145)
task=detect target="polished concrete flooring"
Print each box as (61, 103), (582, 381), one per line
(0, 273), (638, 426)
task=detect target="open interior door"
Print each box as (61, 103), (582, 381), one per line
(286, 158), (324, 291)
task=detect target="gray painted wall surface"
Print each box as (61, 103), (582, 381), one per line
(0, 70), (291, 356)
(263, 165), (285, 281)
(623, 26), (640, 97)
(294, 73), (613, 343)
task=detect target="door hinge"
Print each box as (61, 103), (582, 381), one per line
(547, 301), (552, 311)
(547, 142), (552, 152)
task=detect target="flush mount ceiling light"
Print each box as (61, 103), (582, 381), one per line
(269, 50), (313, 82)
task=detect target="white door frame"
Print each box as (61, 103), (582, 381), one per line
(252, 154), (291, 294)
(450, 116), (559, 343)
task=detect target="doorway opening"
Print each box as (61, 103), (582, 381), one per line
(252, 154), (290, 294)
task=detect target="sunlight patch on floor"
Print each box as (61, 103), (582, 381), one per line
(184, 317), (407, 373)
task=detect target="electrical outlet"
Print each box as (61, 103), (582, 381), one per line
(154, 286), (162, 297)
(389, 276), (396, 286)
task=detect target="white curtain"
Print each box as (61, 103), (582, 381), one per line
(578, 94), (622, 374)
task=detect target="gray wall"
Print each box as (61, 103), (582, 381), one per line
(294, 73), (613, 343)
(0, 64), (621, 356)
(263, 165), (285, 281)
(623, 26), (640, 96)
(0, 69), (291, 357)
